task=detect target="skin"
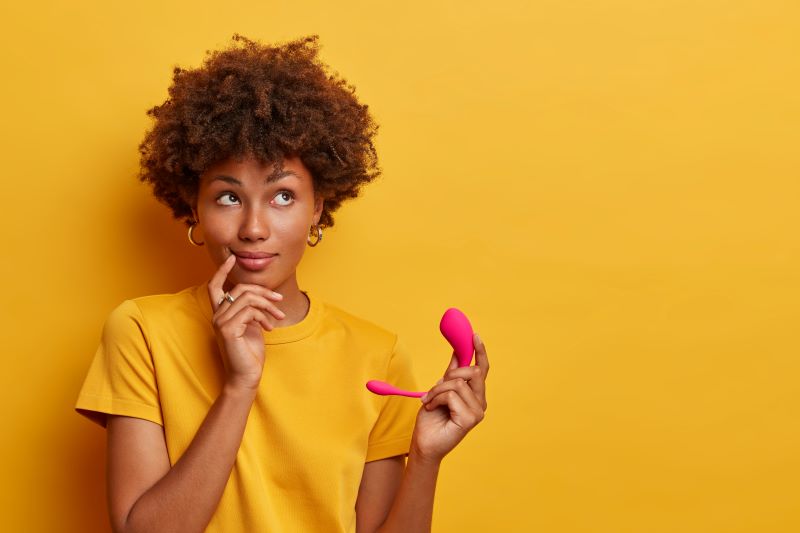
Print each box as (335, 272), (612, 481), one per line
(193, 153), (323, 330)
(105, 153), (490, 533)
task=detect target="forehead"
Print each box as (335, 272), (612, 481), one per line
(200, 154), (312, 186)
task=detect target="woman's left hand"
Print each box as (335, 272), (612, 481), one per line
(410, 333), (489, 463)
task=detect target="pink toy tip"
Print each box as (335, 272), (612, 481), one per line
(366, 380), (425, 398)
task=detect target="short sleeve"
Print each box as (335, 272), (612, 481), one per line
(365, 336), (420, 462)
(74, 299), (163, 428)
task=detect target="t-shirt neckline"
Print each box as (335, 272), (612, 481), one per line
(193, 283), (323, 344)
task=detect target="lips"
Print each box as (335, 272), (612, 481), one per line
(233, 252), (277, 271)
(233, 251), (277, 259)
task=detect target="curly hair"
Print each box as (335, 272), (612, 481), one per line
(137, 33), (382, 228)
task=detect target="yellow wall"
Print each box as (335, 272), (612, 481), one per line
(1, 1), (798, 531)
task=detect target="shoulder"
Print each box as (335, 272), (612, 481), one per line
(129, 285), (199, 315)
(321, 300), (399, 349)
(103, 285), (203, 334)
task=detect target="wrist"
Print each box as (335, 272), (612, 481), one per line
(222, 381), (260, 400)
(408, 443), (443, 469)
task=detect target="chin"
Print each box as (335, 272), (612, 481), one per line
(233, 269), (271, 281)
(232, 269), (285, 289)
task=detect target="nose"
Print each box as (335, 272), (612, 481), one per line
(238, 205), (270, 242)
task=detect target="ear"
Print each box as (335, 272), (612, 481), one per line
(313, 196), (324, 224)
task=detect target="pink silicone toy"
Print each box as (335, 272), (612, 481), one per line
(365, 381), (426, 398)
(366, 307), (475, 398)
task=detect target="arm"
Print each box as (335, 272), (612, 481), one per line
(355, 456), (405, 532)
(374, 452), (440, 533)
(361, 333), (490, 533)
(106, 257), (283, 533)
(101, 255), (286, 533)
(107, 384), (257, 533)
(355, 453), (440, 533)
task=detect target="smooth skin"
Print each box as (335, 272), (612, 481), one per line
(105, 153), (489, 533)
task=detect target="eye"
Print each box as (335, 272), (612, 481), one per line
(273, 190), (295, 206)
(216, 192), (240, 206)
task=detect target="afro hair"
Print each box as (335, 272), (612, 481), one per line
(137, 33), (382, 228)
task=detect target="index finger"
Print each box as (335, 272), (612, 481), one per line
(207, 254), (236, 312)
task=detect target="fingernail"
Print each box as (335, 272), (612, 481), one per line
(420, 393), (428, 402)
(475, 333), (482, 344)
(273, 292), (283, 299)
(436, 378), (444, 385)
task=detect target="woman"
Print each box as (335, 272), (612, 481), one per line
(75, 33), (489, 533)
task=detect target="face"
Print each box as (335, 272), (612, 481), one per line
(194, 153), (324, 294)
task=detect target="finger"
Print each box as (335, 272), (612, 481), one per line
(215, 284), (283, 318)
(216, 291), (286, 322)
(219, 306), (274, 337)
(445, 351), (458, 374)
(237, 307), (274, 333)
(228, 283), (283, 303)
(443, 365), (484, 382)
(451, 377), (485, 413)
(474, 333), (489, 379)
(223, 289), (286, 321)
(215, 292), (235, 314)
(424, 377), (484, 413)
(423, 385), (483, 431)
(443, 365), (486, 409)
(208, 254), (237, 312)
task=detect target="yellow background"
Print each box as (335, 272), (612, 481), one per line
(1, 1), (798, 531)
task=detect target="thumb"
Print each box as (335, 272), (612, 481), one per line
(445, 351), (458, 374)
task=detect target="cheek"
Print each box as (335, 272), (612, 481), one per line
(202, 215), (235, 240)
(277, 218), (310, 248)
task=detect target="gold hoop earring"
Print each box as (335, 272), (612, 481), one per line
(188, 221), (205, 246)
(307, 224), (323, 247)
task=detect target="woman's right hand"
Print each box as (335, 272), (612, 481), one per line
(206, 254), (286, 391)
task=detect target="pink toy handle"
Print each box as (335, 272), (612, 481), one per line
(439, 307), (475, 367)
(366, 380), (425, 398)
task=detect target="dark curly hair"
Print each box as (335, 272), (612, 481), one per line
(137, 33), (382, 228)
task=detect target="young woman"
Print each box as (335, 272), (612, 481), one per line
(75, 34), (489, 533)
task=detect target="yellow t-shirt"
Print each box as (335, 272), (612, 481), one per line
(74, 284), (420, 532)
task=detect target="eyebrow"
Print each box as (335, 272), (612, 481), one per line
(209, 169), (298, 186)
